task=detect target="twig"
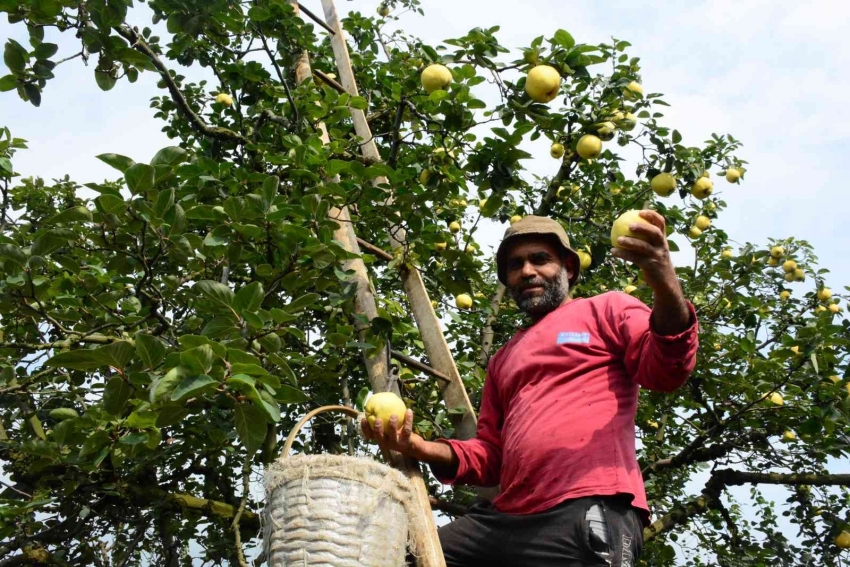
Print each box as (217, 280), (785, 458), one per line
(116, 519), (148, 567)
(296, 2), (336, 35)
(255, 28), (299, 129)
(388, 99), (406, 169)
(231, 455), (253, 567)
(116, 26), (249, 145)
(314, 68), (347, 94)
(0, 478), (32, 499)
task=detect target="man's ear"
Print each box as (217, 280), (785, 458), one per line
(561, 252), (577, 280)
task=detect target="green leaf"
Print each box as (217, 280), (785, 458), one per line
(226, 373), (259, 397)
(255, 389), (281, 423)
(96, 194), (127, 215)
(180, 345), (215, 375)
(256, 374), (281, 390)
(261, 176), (279, 211)
(30, 229), (73, 256)
(553, 29), (575, 49)
(276, 384), (309, 404)
(48, 408), (79, 421)
(268, 353), (297, 384)
(155, 403), (188, 427)
(171, 374), (216, 402)
(103, 376), (133, 416)
(799, 418), (822, 436)
(54, 419), (77, 445)
(80, 430), (110, 458)
(0, 74), (17, 92)
(285, 293), (320, 313)
(119, 432), (148, 445)
(150, 146), (187, 168)
(150, 366), (187, 407)
(349, 96), (368, 110)
(124, 163), (155, 194)
(4, 40), (27, 73)
(96, 153), (136, 173)
(46, 349), (103, 371)
(145, 427), (162, 449)
(126, 409), (157, 429)
(248, 6), (270, 20)
(233, 282), (264, 315)
(0, 243), (27, 267)
(23, 83), (40, 107)
(45, 205), (92, 225)
(33, 43), (58, 60)
(243, 311), (264, 329)
(94, 68), (116, 91)
(195, 280), (234, 308)
(257, 332), (281, 354)
(233, 404), (267, 453)
(203, 225), (230, 247)
(230, 363), (269, 376)
(135, 333), (166, 371)
(201, 315), (239, 339)
(94, 341), (135, 370)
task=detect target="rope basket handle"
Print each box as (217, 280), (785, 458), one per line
(281, 404), (362, 462)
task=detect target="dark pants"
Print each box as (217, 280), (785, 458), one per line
(437, 495), (644, 567)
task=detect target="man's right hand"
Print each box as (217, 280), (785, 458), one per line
(361, 409), (461, 478)
(360, 409), (422, 458)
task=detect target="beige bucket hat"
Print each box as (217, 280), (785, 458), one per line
(495, 215), (581, 287)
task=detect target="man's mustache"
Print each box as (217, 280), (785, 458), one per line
(516, 278), (548, 290)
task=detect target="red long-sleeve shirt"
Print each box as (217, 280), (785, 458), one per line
(436, 291), (698, 522)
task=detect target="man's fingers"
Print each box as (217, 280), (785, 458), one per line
(614, 236), (654, 256)
(639, 209), (667, 233)
(372, 417), (385, 439)
(399, 409), (414, 441)
(627, 222), (666, 247)
(611, 247), (643, 265)
(387, 414), (400, 439)
(360, 418), (375, 440)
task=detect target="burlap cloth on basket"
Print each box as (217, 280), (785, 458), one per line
(264, 453), (429, 567)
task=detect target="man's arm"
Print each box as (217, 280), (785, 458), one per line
(610, 209), (699, 391)
(362, 411), (460, 479)
(363, 362), (504, 486)
(610, 209), (693, 335)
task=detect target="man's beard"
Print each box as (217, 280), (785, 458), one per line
(508, 267), (570, 317)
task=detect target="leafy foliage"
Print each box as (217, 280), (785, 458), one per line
(0, 0), (849, 565)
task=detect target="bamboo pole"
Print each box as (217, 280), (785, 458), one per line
(319, 0), (478, 443)
(288, 3), (446, 565)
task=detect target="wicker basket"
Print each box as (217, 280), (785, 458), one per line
(263, 405), (414, 566)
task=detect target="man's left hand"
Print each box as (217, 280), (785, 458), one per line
(611, 209), (693, 335)
(610, 209), (678, 293)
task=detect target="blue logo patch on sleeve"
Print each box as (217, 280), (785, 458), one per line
(556, 331), (591, 345)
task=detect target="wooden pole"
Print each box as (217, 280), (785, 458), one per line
(288, 4), (446, 565)
(320, 0), (478, 443)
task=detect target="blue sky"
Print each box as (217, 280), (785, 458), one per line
(2, 0), (848, 560)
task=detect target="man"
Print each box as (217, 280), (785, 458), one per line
(362, 212), (698, 566)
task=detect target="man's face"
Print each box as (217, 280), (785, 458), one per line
(505, 238), (572, 317)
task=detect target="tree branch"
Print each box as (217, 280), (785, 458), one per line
(231, 456), (253, 567)
(387, 99), (406, 168)
(126, 486), (260, 532)
(644, 468), (850, 542)
(116, 26), (249, 145)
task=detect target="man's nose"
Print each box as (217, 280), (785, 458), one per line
(520, 261), (537, 278)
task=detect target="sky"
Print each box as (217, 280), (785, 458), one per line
(2, 0), (849, 562)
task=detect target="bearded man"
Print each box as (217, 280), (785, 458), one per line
(363, 213), (698, 566)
